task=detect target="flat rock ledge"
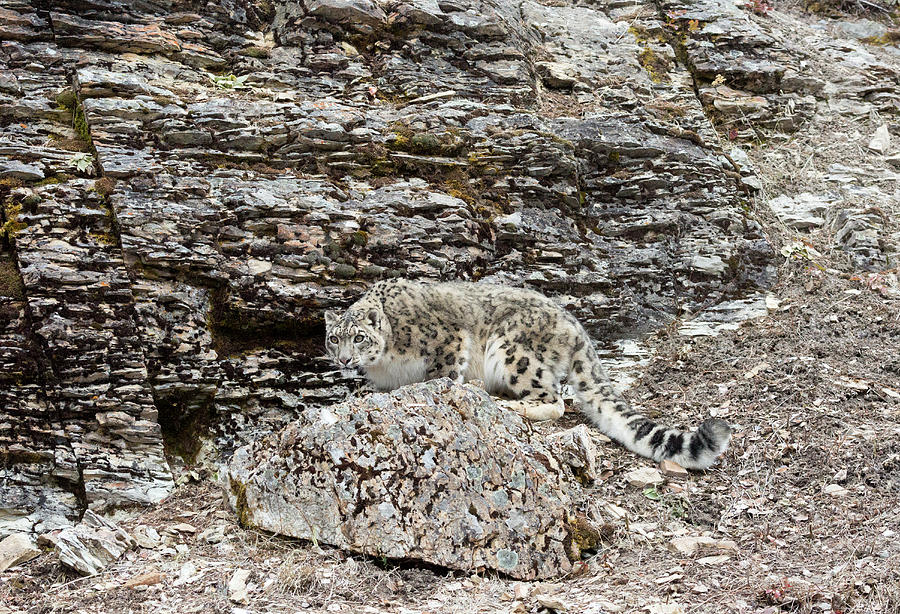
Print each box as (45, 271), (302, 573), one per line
(225, 379), (598, 580)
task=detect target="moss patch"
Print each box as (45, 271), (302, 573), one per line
(345, 230), (369, 248)
(2, 200), (26, 238)
(56, 89), (94, 149)
(92, 177), (116, 198)
(638, 46), (672, 83)
(230, 478), (253, 528)
(386, 126), (465, 157)
(88, 231), (118, 246)
(239, 45), (271, 58)
(0, 257), (25, 299)
(862, 30), (900, 45)
(564, 514), (614, 560)
(34, 175), (69, 187)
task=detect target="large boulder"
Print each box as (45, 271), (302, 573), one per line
(225, 379), (598, 580)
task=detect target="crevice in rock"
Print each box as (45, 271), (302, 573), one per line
(154, 387), (218, 467)
(207, 286), (328, 358)
(645, 5), (716, 152)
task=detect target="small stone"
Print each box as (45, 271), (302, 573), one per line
(199, 525), (226, 544)
(44, 510), (136, 576)
(536, 594), (568, 611)
(596, 599), (624, 612)
(668, 536), (738, 556)
(868, 124), (891, 154)
(0, 533), (41, 572)
(767, 193), (828, 229)
(823, 484), (849, 497)
(701, 86), (768, 117)
(123, 571), (166, 588)
(228, 568), (251, 604)
(247, 259), (271, 275)
(535, 61), (579, 89)
(836, 19), (888, 40)
(625, 467), (664, 488)
(306, 0), (386, 25)
(546, 424), (598, 482)
(133, 525), (161, 549)
(603, 503), (627, 520)
(697, 554), (731, 565)
(659, 460), (688, 479)
(173, 562), (197, 586)
(742, 175), (763, 191)
(170, 522), (197, 534)
(513, 582), (530, 599)
(0, 160), (44, 181)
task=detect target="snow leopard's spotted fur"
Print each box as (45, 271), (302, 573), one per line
(325, 279), (731, 470)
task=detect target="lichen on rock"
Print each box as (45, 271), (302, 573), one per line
(225, 379), (596, 579)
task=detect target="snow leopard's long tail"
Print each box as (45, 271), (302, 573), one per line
(567, 334), (730, 470)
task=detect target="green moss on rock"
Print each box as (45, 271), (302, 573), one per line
(638, 46), (671, 83)
(0, 258), (25, 299)
(230, 478), (253, 528)
(2, 200), (26, 237)
(332, 263), (357, 279)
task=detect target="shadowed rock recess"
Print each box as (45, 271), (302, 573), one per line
(2, 1), (777, 537)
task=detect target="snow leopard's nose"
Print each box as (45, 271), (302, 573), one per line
(339, 357), (351, 366)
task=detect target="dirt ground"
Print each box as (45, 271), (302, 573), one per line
(4, 265), (897, 614)
(4, 3), (900, 614)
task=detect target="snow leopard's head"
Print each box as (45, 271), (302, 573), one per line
(324, 306), (388, 374)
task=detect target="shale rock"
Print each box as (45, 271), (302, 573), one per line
(39, 510), (136, 576)
(767, 194), (829, 229)
(226, 379), (594, 580)
(0, 533), (40, 572)
(546, 425), (599, 483)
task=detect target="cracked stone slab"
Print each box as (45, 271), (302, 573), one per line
(768, 193), (830, 229)
(0, 533), (40, 572)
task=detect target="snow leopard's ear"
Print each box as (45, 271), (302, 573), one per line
(324, 310), (338, 327)
(366, 309), (380, 327)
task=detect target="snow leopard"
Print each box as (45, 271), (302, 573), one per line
(324, 278), (731, 470)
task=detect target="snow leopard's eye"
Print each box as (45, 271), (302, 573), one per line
(328, 335), (339, 345)
(353, 334), (365, 344)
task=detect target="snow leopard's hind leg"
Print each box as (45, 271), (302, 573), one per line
(484, 334), (566, 421)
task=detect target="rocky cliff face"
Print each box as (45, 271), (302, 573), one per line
(7, 0), (883, 534)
